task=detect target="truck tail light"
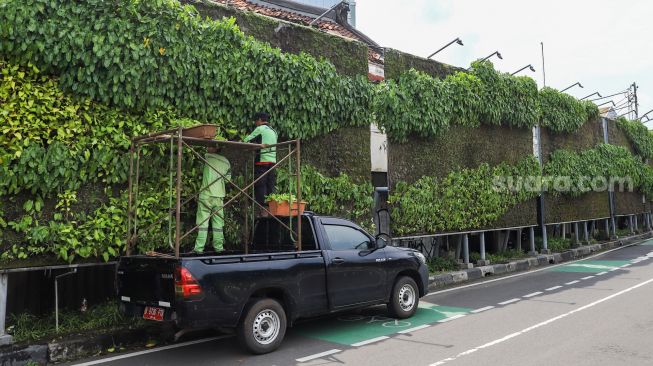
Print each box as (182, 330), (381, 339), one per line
(175, 266), (203, 301)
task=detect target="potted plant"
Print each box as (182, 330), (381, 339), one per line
(266, 193), (307, 216)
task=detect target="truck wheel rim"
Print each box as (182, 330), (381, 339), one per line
(398, 284), (415, 312)
(253, 309), (280, 345)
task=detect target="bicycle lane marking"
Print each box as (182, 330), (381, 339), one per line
(294, 303), (472, 346)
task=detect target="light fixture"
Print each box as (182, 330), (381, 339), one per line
(580, 92), (601, 100)
(597, 100), (616, 107)
(479, 51), (503, 62)
(638, 109), (653, 121)
(561, 82), (584, 93)
(511, 64), (535, 76)
(427, 38), (464, 60)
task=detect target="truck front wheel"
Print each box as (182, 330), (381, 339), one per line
(237, 298), (287, 354)
(388, 276), (419, 319)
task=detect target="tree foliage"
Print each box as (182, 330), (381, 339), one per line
(616, 117), (653, 160)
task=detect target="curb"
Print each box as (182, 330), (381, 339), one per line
(428, 232), (652, 292)
(0, 324), (174, 366)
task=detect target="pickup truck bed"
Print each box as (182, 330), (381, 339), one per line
(117, 213), (429, 354)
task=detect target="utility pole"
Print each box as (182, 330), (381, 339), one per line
(633, 82), (639, 119)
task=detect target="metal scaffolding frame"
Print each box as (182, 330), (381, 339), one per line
(125, 126), (303, 258)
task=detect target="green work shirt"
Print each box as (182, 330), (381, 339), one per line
(244, 124), (278, 163)
(200, 153), (231, 198)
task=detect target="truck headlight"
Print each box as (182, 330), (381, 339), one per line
(414, 252), (426, 265)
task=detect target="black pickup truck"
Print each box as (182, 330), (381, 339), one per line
(117, 212), (429, 354)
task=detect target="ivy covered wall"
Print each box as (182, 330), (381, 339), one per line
(180, 0), (368, 77)
(383, 48), (462, 80)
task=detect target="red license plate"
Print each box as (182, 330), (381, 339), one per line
(143, 306), (165, 321)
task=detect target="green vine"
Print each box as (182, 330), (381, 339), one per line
(544, 143), (653, 200)
(0, 0), (373, 140)
(539, 87), (599, 133)
(616, 117), (653, 160)
(389, 156), (541, 235)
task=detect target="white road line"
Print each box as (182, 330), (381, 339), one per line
(428, 277), (653, 366)
(398, 324), (431, 334)
(71, 336), (232, 366)
(438, 314), (466, 323)
(296, 349), (342, 363)
(351, 336), (389, 347)
(498, 298), (520, 305)
(545, 285), (563, 291)
(523, 291), (543, 298)
(426, 239), (646, 296)
(610, 268), (620, 272)
(621, 264), (632, 268)
(596, 272), (608, 276)
(471, 306), (495, 313)
(581, 276), (595, 280)
(565, 280), (580, 285)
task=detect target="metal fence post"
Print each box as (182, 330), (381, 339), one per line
(479, 232), (486, 261)
(0, 273), (12, 345)
(573, 222), (579, 247)
(462, 234), (470, 265)
(583, 221), (589, 244)
(529, 227), (536, 255)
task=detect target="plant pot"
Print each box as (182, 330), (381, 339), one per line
(182, 124), (218, 139)
(267, 200), (307, 216)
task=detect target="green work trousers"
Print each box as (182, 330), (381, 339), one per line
(194, 195), (224, 252)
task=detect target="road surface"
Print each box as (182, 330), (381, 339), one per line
(70, 239), (653, 366)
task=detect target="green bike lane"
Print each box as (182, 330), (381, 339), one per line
(69, 239), (653, 366)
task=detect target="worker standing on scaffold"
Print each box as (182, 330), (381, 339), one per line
(244, 112), (278, 216)
(194, 146), (231, 253)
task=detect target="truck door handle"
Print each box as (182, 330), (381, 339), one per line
(332, 258), (345, 265)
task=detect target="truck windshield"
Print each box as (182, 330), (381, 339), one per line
(251, 217), (316, 252)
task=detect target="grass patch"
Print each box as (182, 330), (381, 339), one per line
(470, 249), (527, 264)
(7, 301), (142, 343)
(427, 256), (459, 274)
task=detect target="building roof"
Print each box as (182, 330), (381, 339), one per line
(210, 0), (383, 65)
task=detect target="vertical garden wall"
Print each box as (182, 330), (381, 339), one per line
(541, 119), (610, 223)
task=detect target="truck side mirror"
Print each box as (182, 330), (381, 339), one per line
(375, 237), (387, 249)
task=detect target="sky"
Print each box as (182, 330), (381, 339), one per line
(355, 0), (653, 125)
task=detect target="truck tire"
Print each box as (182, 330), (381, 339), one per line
(387, 276), (419, 319)
(237, 298), (287, 354)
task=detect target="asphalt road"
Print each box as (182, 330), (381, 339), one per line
(71, 239), (653, 366)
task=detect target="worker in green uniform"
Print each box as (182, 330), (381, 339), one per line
(244, 112), (278, 214)
(194, 145), (231, 253)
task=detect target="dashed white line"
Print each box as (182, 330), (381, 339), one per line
(610, 268), (620, 272)
(621, 264), (632, 268)
(438, 314), (466, 323)
(565, 280), (580, 285)
(498, 298), (520, 305)
(471, 306), (495, 314)
(596, 272), (608, 276)
(523, 291), (543, 298)
(296, 349), (342, 362)
(398, 324), (431, 334)
(351, 336), (389, 347)
(545, 285), (563, 291)
(428, 277), (653, 366)
(581, 276), (595, 280)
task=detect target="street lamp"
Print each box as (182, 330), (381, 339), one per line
(511, 64), (535, 76)
(637, 109), (653, 121)
(561, 82), (584, 93)
(479, 51), (503, 62)
(427, 38), (463, 60)
(580, 92), (601, 100)
(597, 100), (616, 107)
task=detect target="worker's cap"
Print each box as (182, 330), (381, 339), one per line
(253, 112), (270, 122)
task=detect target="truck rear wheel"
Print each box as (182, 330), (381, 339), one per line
(388, 276), (419, 319)
(237, 298), (287, 354)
